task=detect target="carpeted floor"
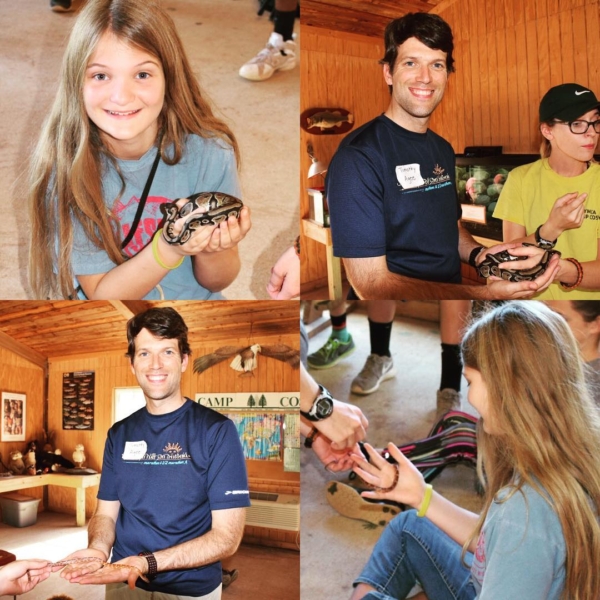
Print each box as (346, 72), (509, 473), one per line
(301, 302), (484, 600)
(0, 0), (298, 299)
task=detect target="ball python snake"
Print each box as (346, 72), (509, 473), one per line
(476, 243), (560, 282)
(160, 191), (244, 245)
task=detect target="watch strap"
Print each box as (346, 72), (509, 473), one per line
(468, 246), (485, 267)
(138, 551), (158, 580)
(534, 224), (556, 249)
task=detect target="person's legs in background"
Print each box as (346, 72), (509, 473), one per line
(239, 0), (298, 81)
(351, 301), (397, 395)
(435, 301), (472, 418)
(307, 300), (354, 368)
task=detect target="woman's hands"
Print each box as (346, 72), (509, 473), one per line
(0, 559), (52, 595)
(543, 191), (587, 240)
(350, 442), (427, 507)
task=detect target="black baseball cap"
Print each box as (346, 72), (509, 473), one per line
(539, 83), (600, 122)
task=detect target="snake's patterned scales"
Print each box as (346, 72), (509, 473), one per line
(476, 243), (560, 282)
(160, 191), (244, 245)
(52, 557), (150, 583)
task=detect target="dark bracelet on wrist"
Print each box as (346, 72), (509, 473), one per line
(534, 224), (557, 250)
(138, 551), (158, 580)
(304, 427), (319, 448)
(468, 246), (485, 267)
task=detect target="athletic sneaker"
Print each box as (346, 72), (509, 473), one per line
(351, 354), (396, 395)
(50, 0), (73, 11)
(307, 335), (355, 369)
(222, 568), (239, 589)
(239, 32), (297, 81)
(435, 388), (462, 421)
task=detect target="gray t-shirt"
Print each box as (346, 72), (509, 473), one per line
(470, 483), (566, 599)
(71, 134), (241, 299)
(585, 358), (600, 406)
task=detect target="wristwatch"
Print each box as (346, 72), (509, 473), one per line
(534, 224), (557, 250)
(301, 384), (334, 422)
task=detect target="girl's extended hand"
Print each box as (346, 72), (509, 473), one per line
(350, 442), (426, 507)
(201, 205), (252, 253)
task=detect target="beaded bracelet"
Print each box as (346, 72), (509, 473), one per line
(294, 235), (300, 257)
(303, 427), (319, 448)
(417, 484), (433, 518)
(560, 257), (583, 290)
(152, 229), (184, 270)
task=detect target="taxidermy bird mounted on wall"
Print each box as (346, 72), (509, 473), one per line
(193, 344), (300, 377)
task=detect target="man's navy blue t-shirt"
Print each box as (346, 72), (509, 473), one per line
(98, 399), (250, 596)
(327, 114), (462, 285)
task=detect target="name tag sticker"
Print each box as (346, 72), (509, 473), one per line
(395, 164), (424, 189)
(122, 441), (147, 460)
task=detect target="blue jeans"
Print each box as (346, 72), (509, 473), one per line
(355, 510), (477, 600)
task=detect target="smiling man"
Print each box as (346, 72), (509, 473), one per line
(60, 307), (249, 600)
(326, 13), (558, 300)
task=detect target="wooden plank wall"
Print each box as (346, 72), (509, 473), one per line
(430, 0), (600, 153)
(46, 332), (299, 547)
(0, 347), (44, 504)
(300, 0), (600, 291)
(300, 26), (389, 294)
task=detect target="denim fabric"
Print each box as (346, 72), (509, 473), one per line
(355, 510), (477, 600)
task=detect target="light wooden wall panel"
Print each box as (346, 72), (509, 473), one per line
(0, 348), (45, 505)
(301, 1), (600, 290)
(430, 0), (600, 152)
(47, 332), (299, 518)
(300, 26), (389, 293)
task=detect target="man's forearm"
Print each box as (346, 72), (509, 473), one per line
(153, 509), (245, 571)
(344, 259), (489, 300)
(87, 514), (116, 559)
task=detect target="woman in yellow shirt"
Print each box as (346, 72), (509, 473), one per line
(494, 83), (600, 299)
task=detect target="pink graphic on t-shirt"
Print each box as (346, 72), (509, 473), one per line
(113, 194), (171, 256)
(471, 529), (487, 585)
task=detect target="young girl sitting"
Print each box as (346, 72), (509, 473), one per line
(28, 0), (251, 300)
(349, 301), (600, 600)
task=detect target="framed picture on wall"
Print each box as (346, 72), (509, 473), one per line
(1, 392), (26, 442)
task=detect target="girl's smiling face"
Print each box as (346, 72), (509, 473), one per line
(464, 365), (497, 435)
(83, 32), (165, 159)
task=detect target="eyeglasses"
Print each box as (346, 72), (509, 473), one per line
(555, 119), (600, 134)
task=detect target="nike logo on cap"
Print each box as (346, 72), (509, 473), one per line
(575, 90), (591, 95)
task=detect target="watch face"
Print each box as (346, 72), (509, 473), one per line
(315, 397), (333, 418)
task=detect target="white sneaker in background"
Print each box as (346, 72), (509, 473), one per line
(239, 32), (297, 81)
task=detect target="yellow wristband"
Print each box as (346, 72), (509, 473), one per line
(417, 484), (433, 517)
(152, 229), (184, 270)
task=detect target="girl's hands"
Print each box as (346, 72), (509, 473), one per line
(350, 442), (426, 507)
(161, 200), (251, 256)
(311, 433), (357, 472)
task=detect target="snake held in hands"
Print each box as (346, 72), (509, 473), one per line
(160, 191), (244, 245)
(476, 243), (560, 282)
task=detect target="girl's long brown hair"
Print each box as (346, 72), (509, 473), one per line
(461, 301), (600, 599)
(28, 0), (239, 299)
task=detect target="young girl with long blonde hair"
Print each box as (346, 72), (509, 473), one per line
(350, 301), (600, 600)
(28, 0), (251, 300)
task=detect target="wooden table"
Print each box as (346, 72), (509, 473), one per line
(302, 218), (343, 300)
(0, 473), (101, 527)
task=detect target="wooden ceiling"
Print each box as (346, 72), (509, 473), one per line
(301, 0), (446, 39)
(0, 301), (299, 365)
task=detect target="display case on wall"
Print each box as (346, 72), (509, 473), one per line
(456, 152), (537, 243)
